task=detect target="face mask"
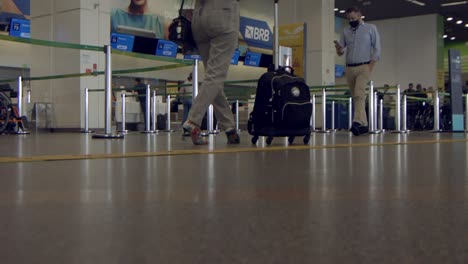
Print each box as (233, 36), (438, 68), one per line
(349, 20), (359, 28)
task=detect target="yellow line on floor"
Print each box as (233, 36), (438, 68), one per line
(0, 138), (467, 164)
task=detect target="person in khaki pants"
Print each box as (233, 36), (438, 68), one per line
(182, 0), (240, 145)
(335, 6), (381, 136)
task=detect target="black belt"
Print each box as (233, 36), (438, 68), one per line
(347, 61), (370, 67)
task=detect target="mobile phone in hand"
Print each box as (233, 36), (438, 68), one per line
(334, 40), (341, 48)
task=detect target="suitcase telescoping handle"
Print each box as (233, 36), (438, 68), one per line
(274, 0), (279, 70)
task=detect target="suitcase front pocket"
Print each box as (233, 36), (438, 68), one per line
(280, 102), (312, 128)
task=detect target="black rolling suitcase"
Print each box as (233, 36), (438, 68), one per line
(247, 0), (312, 145)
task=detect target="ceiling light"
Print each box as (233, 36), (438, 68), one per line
(456, 20), (463, 24)
(465, 24), (468, 27)
(362, 16), (366, 19)
(447, 17), (454, 21)
(339, 10), (345, 13)
(451, 37), (456, 40)
(405, 0), (426, 6)
(443, 35), (448, 38)
(334, 8), (339, 11)
(441, 1), (468, 7)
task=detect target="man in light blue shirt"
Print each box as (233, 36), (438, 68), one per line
(335, 6), (381, 136)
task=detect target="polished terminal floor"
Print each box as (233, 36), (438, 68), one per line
(1, 130), (468, 263)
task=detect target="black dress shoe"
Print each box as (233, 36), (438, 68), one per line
(358, 125), (369, 135)
(226, 129), (240, 144)
(350, 122), (360, 136)
(350, 122), (368, 136)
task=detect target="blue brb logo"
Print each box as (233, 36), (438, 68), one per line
(240, 17), (273, 50)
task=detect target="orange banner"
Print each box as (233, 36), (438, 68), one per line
(279, 23), (306, 77)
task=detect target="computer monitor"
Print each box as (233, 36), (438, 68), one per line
(132, 36), (158, 55)
(115, 25), (157, 39)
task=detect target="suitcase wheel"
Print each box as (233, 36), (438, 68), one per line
(288, 136), (295, 145)
(303, 134), (311, 145)
(266, 136), (273, 145)
(251, 136), (259, 145)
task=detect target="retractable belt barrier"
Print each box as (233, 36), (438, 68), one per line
(2, 35), (464, 137)
(0, 34), (195, 138)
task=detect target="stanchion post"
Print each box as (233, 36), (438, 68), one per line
(402, 94), (409, 133)
(162, 95), (173, 132)
(368, 81), (375, 132)
(93, 45), (124, 139)
(379, 98), (384, 132)
(141, 84), (155, 133)
(191, 59), (202, 133)
(396, 85), (401, 131)
(465, 95), (468, 133)
(392, 85), (402, 133)
(208, 104), (214, 132)
(203, 104), (218, 136)
(104, 47), (112, 135)
(432, 89), (441, 132)
(17, 76), (22, 117)
(374, 92), (378, 129)
(318, 88), (330, 133)
(370, 91), (381, 134)
(311, 94), (316, 131)
(212, 104), (219, 134)
(331, 100), (336, 132)
(152, 90), (157, 132)
(81, 88), (93, 133)
(193, 59), (199, 99)
(348, 97), (353, 130)
(119, 93), (128, 134)
(147, 85), (152, 131)
(235, 100), (240, 132)
(14, 76), (29, 134)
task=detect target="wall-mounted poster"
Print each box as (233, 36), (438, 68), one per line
(279, 23), (306, 77)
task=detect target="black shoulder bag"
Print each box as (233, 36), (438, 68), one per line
(168, 0), (196, 50)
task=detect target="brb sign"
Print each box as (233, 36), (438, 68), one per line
(240, 17), (273, 50)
